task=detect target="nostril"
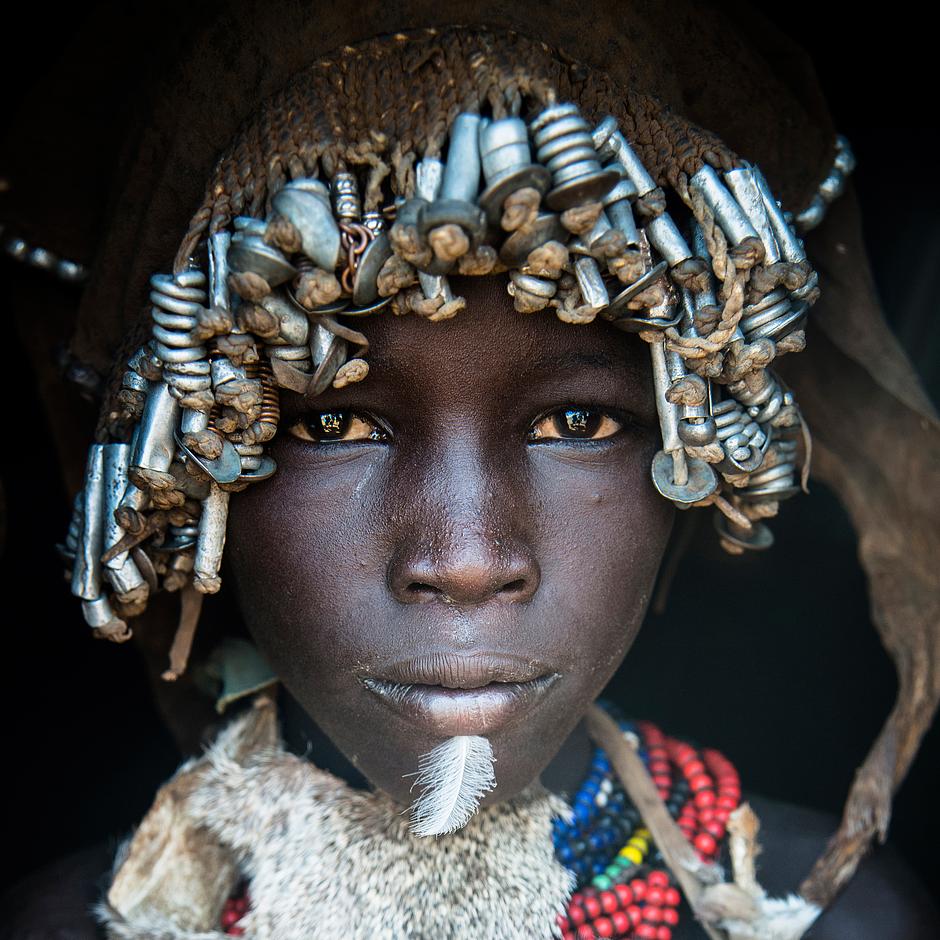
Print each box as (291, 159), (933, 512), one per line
(406, 582), (441, 598)
(502, 578), (528, 596)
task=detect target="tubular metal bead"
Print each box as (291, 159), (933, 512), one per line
(271, 179), (341, 271)
(71, 444), (106, 601)
(180, 409), (210, 434)
(724, 166), (781, 264)
(441, 113), (482, 203)
(209, 232), (231, 311)
(573, 256), (609, 312)
(102, 444), (133, 570)
(689, 165), (759, 247)
(509, 272), (557, 299)
(650, 339), (681, 455)
(331, 172), (362, 221)
(604, 182), (640, 247)
(480, 117), (530, 185)
(593, 123), (657, 196)
(122, 371), (149, 393)
(132, 382), (180, 474)
(749, 166), (806, 263)
(81, 596), (122, 630)
(416, 159), (445, 202)
(646, 212), (693, 267)
(194, 483), (230, 589)
(260, 292), (310, 346)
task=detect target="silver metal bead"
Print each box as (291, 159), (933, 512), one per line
(102, 444), (145, 596)
(415, 159), (456, 305)
(150, 270), (211, 400)
(477, 116), (550, 224)
(646, 213), (694, 268)
(82, 596), (126, 631)
(271, 179), (341, 271)
(71, 444), (106, 601)
(573, 255), (609, 314)
(724, 166), (781, 265)
(739, 288), (806, 342)
(331, 172), (362, 221)
(592, 117), (657, 197)
(648, 336), (717, 503)
(131, 382), (180, 478)
(689, 165), (761, 253)
(229, 223), (297, 287)
(193, 483), (229, 593)
(531, 104), (620, 210)
(209, 232), (232, 311)
(748, 167), (806, 263)
(603, 176), (640, 247)
(713, 397), (767, 473)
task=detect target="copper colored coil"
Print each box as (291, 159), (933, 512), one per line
(339, 221), (372, 295)
(257, 358), (281, 427)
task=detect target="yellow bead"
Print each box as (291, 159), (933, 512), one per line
(628, 837), (649, 853)
(635, 828), (651, 839)
(619, 845), (644, 864)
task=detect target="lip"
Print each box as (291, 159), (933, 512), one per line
(361, 652), (559, 736)
(362, 674), (559, 736)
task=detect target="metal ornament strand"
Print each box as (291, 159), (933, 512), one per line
(63, 101), (848, 662)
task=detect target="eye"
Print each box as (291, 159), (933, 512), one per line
(527, 407), (625, 442)
(288, 410), (388, 443)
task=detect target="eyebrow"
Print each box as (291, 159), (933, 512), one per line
(523, 351), (621, 375)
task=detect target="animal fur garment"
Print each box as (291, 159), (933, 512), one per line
(409, 735), (497, 837)
(99, 697), (575, 939)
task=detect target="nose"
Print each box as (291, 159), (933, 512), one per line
(387, 467), (540, 607)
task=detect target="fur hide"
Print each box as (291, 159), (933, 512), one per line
(99, 697), (576, 939)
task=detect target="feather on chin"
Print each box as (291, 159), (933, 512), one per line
(409, 735), (497, 837)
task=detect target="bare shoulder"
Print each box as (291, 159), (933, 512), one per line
(0, 843), (112, 940)
(745, 794), (939, 940)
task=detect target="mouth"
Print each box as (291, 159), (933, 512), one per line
(361, 653), (560, 736)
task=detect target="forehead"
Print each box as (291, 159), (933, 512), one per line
(348, 275), (654, 411)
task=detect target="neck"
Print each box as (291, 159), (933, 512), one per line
(278, 687), (595, 801)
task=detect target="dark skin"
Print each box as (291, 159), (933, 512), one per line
(3, 277), (937, 938)
(227, 275), (672, 807)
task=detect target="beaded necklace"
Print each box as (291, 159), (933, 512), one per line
(220, 709), (741, 939)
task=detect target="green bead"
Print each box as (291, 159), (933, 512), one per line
(593, 875), (613, 890)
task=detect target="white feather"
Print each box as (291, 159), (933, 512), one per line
(409, 735), (496, 837)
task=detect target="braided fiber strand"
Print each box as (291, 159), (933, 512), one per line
(174, 27), (738, 273)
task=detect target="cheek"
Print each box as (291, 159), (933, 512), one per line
(527, 443), (673, 677)
(225, 447), (391, 685)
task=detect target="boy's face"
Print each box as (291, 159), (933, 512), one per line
(228, 276), (673, 804)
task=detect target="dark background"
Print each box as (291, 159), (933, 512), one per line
(1, 0), (937, 906)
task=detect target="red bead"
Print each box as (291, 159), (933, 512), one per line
(642, 905), (663, 923)
(600, 891), (618, 914)
(629, 879), (647, 900)
(578, 926), (595, 940)
(713, 808), (731, 823)
(558, 914), (572, 931)
(717, 796), (739, 810)
(663, 907), (680, 925)
(612, 911), (630, 934)
(693, 789), (716, 809)
(569, 904), (586, 926)
(227, 929), (244, 938)
(584, 896), (602, 919)
(694, 832), (718, 856)
(627, 904), (643, 926)
(663, 887), (681, 907)
(636, 924), (657, 939)
(653, 774), (671, 788)
(563, 933), (576, 940)
(647, 871), (669, 888)
(594, 917), (614, 938)
(645, 887), (665, 906)
(689, 773), (711, 792)
(704, 820), (725, 839)
(656, 927), (673, 940)
(683, 759), (705, 777)
(614, 884), (634, 906)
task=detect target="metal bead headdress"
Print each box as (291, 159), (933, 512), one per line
(62, 28), (852, 669)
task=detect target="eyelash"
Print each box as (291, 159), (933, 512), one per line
(287, 407), (630, 445)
